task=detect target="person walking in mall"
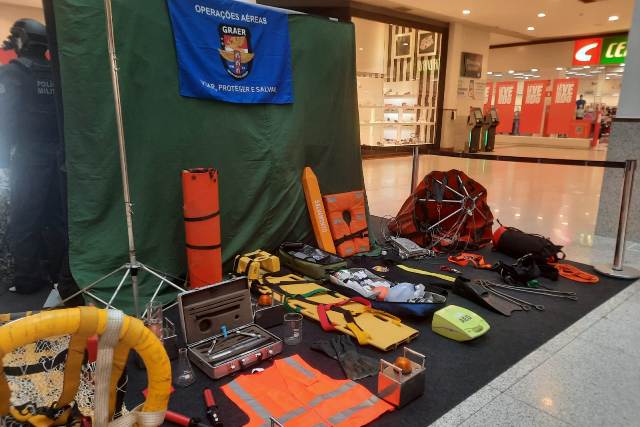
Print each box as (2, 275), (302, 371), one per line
(576, 94), (586, 119)
(0, 19), (65, 294)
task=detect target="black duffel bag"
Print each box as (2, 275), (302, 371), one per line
(492, 225), (565, 264)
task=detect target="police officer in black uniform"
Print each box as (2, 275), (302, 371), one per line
(0, 19), (65, 294)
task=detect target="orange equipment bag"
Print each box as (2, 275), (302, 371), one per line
(323, 191), (370, 257)
(389, 169), (493, 250)
(182, 168), (222, 288)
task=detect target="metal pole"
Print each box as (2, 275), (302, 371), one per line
(595, 159), (640, 279)
(410, 145), (420, 192)
(104, 0), (141, 316)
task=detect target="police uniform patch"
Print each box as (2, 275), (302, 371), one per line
(218, 24), (254, 80)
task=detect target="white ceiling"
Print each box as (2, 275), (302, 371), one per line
(360, 0), (633, 44)
(0, 0), (42, 8)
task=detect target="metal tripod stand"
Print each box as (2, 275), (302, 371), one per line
(59, 0), (184, 316)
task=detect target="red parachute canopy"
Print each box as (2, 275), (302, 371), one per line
(389, 169), (494, 251)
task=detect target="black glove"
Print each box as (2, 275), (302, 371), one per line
(311, 339), (339, 360)
(331, 335), (378, 380)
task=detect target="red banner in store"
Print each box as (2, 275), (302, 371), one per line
(519, 80), (549, 134)
(483, 82), (494, 113)
(546, 78), (579, 135)
(494, 81), (517, 133)
(0, 49), (16, 65)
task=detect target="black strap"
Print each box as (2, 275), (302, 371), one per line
(3, 349), (68, 376)
(186, 243), (221, 250)
(183, 210), (220, 222)
(333, 228), (369, 247)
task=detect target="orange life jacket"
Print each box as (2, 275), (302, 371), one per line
(221, 355), (393, 427)
(182, 168), (222, 288)
(323, 191), (370, 257)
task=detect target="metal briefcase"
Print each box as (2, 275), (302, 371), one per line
(178, 277), (283, 379)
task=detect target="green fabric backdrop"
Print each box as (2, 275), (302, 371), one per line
(53, 0), (364, 313)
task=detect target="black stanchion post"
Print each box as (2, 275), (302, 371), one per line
(595, 159), (640, 279)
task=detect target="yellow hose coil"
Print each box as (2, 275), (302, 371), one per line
(0, 307), (171, 418)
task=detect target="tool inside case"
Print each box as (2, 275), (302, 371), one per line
(178, 277), (282, 378)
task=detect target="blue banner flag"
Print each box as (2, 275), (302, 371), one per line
(167, 0), (293, 104)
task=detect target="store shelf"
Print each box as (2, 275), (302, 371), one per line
(384, 94), (416, 100)
(360, 121), (431, 126)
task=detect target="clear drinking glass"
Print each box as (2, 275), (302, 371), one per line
(145, 300), (164, 339)
(174, 348), (196, 387)
(283, 313), (303, 345)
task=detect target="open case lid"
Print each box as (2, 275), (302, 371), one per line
(178, 277), (253, 345)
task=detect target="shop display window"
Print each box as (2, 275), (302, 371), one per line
(354, 18), (444, 147)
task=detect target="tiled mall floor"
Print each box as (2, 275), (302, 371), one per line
(363, 145), (640, 427)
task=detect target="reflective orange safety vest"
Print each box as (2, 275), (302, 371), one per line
(221, 355), (393, 427)
(323, 191), (370, 257)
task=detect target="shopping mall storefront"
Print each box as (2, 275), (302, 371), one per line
(352, 14), (447, 156)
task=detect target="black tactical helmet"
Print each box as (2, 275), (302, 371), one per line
(2, 19), (48, 54)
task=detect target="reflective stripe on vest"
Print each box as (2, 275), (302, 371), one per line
(224, 356), (390, 427)
(227, 381), (273, 426)
(328, 395), (382, 424)
(228, 375), (357, 426)
(282, 355), (314, 379)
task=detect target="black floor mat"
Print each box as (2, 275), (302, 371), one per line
(1, 215), (634, 426)
(120, 218), (635, 426)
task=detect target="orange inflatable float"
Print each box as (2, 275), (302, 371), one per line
(323, 190), (370, 257)
(182, 168), (222, 288)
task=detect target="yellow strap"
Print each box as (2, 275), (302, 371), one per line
(345, 322), (370, 345)
(397, 264), (456, 282)
(58, 306), (100, 407)
(108, 341), (131, 419)
(7, 406), (73, 427)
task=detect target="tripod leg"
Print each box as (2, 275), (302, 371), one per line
(141, 264), (185, 292)
(107, 268), (131, 307)
(56, 264), (127, 307)
(131, 266), (140, 317)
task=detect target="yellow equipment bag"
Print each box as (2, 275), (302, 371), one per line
(0, 307), (171, 427)
(234, 250), (281, 281)
(255, 273), (418, 351)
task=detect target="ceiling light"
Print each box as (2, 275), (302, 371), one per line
(537, 12), (546, 18)
(556, 67), (563, 71)
(487, 71), (493, 75)
(606, 77), (611, 80)
(608, 15), (619, 22)
(583, 65), (591, 69)
(462, 9), (471, 15)
(403, 42), (409, 46)
(508, 70), (515, 74)
(531, 68), (538, 72)
(621, 63), (625, 67)
(494, 74), (503, 77)
(527, 26), (535, 31)
(358, 47), (364, 51)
